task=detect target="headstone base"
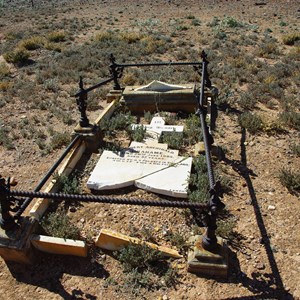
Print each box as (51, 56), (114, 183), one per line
(106, 90), (123, 103)
(187, 235), (228, 278)
(0, 217), (38, 264)
(73, 124), (102, 153)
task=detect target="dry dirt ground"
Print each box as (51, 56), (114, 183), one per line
(0, 0), (300, 299)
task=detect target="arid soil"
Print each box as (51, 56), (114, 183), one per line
(0, 0), (299, 299)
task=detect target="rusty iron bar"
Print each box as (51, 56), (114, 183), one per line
(9, 190), (208, 210)
(73, 77), (114, 98)
(109, 53), (206, 90)
(13, 135), (81, 219)
(196, 50), (225, 251)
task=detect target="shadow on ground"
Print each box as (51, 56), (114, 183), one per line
(6, 251), (109, 299)
(220, 127), (293, 300)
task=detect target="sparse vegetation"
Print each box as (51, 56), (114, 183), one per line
(282, 33), (300, 45)
(239, 112), (263, 134)
(3, 48), (30, 65)
(279, 168), (300, 195)
(41, 211), (80, 239)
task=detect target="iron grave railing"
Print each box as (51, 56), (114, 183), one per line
(0, 50), (225, 251)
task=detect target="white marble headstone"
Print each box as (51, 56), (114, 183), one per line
(87, 141), (192, 198)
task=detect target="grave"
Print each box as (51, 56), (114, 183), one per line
(123, 80), (196, 113)
(87, 141), (192, 198)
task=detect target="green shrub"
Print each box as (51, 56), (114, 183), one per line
(129, 125), (146, 142)
(0, 125), (14, 150)
(41, 211), (80, 239)
(18, 36), (44, 50)
(51, 132), (70, 150)
(279, 112), (300, 130)
(188, 155), (209, 204)
(0, 63), (10, 79)
(3, 48), (30, 64)
(184, 114), (202, 145)
(291, 143), (300, 156)
(279, 168), (300, 195)
(159, 131), (183, 150)
(239, 112), (263, 134)
(116, 243), (163, 272)
(239, 92), (257, 110)
(54, 174), (81, 194)
(282, 33), (300, 45)
(47, 31), (66, 42)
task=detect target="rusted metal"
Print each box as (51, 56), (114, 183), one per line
(197, 50), (224, 251)
(9, 190), (208, 210)
(0, 177), (17, 230)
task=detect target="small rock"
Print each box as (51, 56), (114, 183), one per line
(268, 205), (276, 210)
(163, 295), (168, 300)
(255, 263), (265, 270)
(80, 218), (85, 223)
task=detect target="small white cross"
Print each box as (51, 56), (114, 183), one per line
(131, 117), (184, 141)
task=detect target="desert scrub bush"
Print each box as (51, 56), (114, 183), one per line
(183, 114), (203, 145)
(0, 125), (14, 150)
(120, 32), (145, 43)
(0, 63), (10, 79)
(165, 231), (187, 253)
(100, 111), (136, 135)
(278, 112), (300, 130)
(54, 173), (81, 194)
(257, 42), (279, 58)
(238, 91), (257, 110)
(159, 131), (183, 150)
(3, 48), (30, 65)
(115, 243), (177, 291)
(216, 215), (236, 240)
(129, 125), (146, 142)
(279, 168), (300, 195)
(41, 211), (80, 239)
(47, 31), (66, 42)
(221, 16), (243, 28)
(188, 155), (209, 204)
(144, 111), (153, 123)
(282, 33), (300, 45)
(18, 36), (44, 50)
(291, 143), (300, 156)
(51, 132), (71, 150)
(239, 112), (263, 134)
(116, 243), (163, 272)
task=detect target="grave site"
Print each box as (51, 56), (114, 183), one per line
(0, 1), (300, 299)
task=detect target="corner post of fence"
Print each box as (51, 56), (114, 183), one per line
(76, 76), (90, 128)
(0, 176), (16, 230)
(202, 183), (225, 251)
(109, 54), (123, 90)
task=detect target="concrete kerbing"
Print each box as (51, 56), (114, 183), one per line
(31, 234), (88, 257)
(29, 138), (86, 220)
(95, 228), (183, 259)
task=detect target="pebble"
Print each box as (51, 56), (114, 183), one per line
(267, 205), (276, 210)
(80, 218), (85, 223)
(163, 295), (168, 300)
(255, 263), (265, 270)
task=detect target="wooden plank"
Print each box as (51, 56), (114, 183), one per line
(31, 235), (87, 257)
(95, 228), (183, 258)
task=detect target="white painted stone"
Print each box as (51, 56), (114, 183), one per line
(135, 80), (189, 92)
(87, 141), (192, 198)
(131, 116), (183, 141)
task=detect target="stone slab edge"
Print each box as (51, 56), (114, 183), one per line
(31, 234), (87, 257)
(95, 228), (182, 259)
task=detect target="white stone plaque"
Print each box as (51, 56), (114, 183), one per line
(87, 141), (192, 198)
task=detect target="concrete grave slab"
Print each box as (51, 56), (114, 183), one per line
(87, 141), (192, 198)
(123, 82), (196, 113)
